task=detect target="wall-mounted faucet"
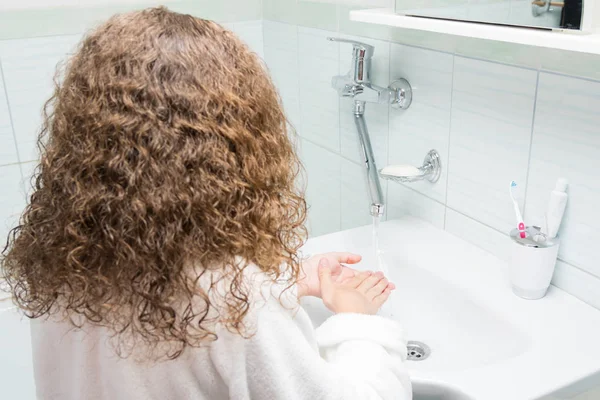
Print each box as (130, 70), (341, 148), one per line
(329, 37), (413, 217)
(328, 38), (412, 109)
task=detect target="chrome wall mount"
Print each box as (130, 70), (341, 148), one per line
(380, 150), (442, 183)
(389, 79), (413, 110)
(329, 37), (413, 217)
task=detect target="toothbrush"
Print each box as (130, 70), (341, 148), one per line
(509, 181), (526, 239)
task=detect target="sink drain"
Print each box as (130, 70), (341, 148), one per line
(407, 341), (430, 361)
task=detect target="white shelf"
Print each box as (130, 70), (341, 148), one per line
(350, 8), (600, 56)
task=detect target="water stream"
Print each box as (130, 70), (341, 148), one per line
(373, 215), (393, 318)
(372, 215), (389, 276)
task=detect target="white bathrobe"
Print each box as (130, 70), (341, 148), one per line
(30, 267), (412, 400)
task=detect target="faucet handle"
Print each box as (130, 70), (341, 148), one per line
(327, 37), (374, 58)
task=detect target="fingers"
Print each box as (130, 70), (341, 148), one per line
(357, 271), (385, 293)
(327, 252), (362, 265)
(330, 263), (343, 277)
(373, 288), (392, 308)
(367, 277), (389, 300)
(317, 258), (333, 297)
(334, 266), (355, 283)
(341, 270), (372, 288)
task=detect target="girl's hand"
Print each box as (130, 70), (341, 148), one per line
(297, 252), (362, 298)
(318, 258), (394, 315)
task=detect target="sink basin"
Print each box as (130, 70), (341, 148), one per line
(413, 381), (475, 400)
(301, 216), (600, 400)
(301, 223), (531, 373)
(302, 257), (530, 372)
(412, 381), (475, 400)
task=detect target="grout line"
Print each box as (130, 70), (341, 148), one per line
(522, 70), (540, 222)
(0, 160), (35, 168)
(0, 57), (21, 166)
(384, 41), (393, 221)
(301, 136), (361, 166)
(454, 52), (539, 72)
(557, 260), (600, 281)
(0, 32), (82, 43)
(0, 55), (26, 197)
(336, 29), (342, 155)
(539, 68), (600, 84)
(447, 205), (600, 282)
(294, 22), (301, 137)
(446, 205), (504, 234)
(443, 53), (457, 230)
(396, 182), (446, 208)
(336, 20), (343, 231)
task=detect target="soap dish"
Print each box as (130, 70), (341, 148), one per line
(379, 149), (442, 183)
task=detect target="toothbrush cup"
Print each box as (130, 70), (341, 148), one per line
(508, 226), (560, 300)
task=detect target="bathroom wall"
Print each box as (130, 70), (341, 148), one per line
(0, 2), (263, 398)
(0, 0), (177, 11)
(261, 0), (600, 321)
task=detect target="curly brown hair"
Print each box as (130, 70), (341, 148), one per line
(1, 7), (306, 359)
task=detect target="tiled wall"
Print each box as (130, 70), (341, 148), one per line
(261, 16), (600, 314)
(0, 0), (176, 10)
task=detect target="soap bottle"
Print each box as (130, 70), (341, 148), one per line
(544, 178), (568, 239)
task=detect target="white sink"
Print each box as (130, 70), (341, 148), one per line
(413, 380), (475, 400)
(301, 216), (600, 400)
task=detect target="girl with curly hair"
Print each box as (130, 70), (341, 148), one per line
(1, 7), (410, 400)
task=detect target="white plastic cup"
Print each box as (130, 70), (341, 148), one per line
(508, 226), (560, 300)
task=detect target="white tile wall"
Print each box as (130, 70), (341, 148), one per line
(448, 57), (537, 233)
(552, 261), (600, 311)
(0, 164), (25, 243)
(0, 73), (18, 166)
(300, 139), (341, 236)
(340, 157), (372, 230)
(298, 27), (340, 152)
(0, 0), (175, 10)
(389, 44), (453, 204)
(387, 184), (446, 229)
(20, 160), (37, 199)
(0, 0), (79, 9)
(263, 21), (301, 131)
(229, 20), (265, 59)
(0, 34), (82, 163)
(444, 208), (512, 262)
(525, 73), (600, 279)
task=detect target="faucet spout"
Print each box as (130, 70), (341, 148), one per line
(353, 101), (385, 217)
(328, 38), (393, 218)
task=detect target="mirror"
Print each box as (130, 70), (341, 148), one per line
(395, 0), (583, 30)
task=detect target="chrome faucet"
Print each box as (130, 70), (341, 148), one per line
(328, 38), (412, 217)
(329, 38), (385, 104)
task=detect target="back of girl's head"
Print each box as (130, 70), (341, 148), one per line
(0, 7), (306, 358)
